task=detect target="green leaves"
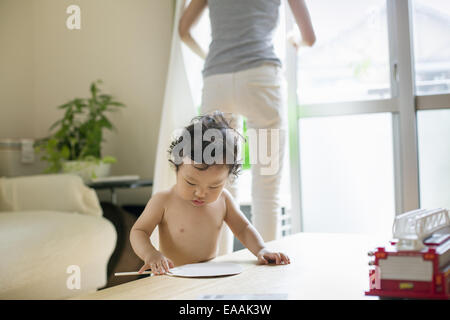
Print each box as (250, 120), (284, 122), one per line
(101, 156), (117, 164)
(36, 80), (126, 173)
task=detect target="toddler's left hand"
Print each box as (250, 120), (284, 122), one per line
(257, 248), (290, 265)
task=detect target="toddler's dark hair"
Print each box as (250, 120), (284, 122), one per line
(168, 111), (244, 179)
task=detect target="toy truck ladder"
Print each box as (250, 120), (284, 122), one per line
(392, 208), (450, 251)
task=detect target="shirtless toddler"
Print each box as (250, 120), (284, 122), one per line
(130, 112), (290, 275)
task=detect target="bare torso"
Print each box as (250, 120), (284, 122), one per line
(158, 187), (227, 266)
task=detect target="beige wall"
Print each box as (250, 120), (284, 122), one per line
(0, 0), (174, 204)
(0, 0), (34, 138)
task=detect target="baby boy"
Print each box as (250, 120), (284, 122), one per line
(130, 112), (290, 275)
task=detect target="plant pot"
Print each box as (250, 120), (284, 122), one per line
(62, 160), (111, 183)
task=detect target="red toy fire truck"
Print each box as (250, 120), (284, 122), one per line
(365, 208), (450, 299)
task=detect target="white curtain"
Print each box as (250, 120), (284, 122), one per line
(151, 0), (196, 249)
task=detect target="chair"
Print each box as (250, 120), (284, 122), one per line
(0, 174), (116, 299)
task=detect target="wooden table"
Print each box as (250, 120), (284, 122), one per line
(74, 232), (385, 300)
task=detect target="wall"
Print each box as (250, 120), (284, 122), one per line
(0, 0), (34, 138)
(0, 0), (174, 205)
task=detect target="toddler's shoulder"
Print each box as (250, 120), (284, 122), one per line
(152, 188), (172, 198)
(221, 188), (231, 200)
(148, 188), (173, 206)
(221, 188), (237, 206)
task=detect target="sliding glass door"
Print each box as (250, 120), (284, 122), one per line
(286, 0), (449, 236)
(412, 0), (450, 210)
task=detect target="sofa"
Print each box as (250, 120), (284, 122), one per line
(0, 174), (117, 299)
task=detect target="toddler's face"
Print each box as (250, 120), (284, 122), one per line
(175, 158), (229, 207)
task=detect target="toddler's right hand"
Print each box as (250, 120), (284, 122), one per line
(138, 251), (175, 275)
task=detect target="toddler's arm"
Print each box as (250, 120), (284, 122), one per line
(130, 191), (174, 274)
(222, 190), (290, 265)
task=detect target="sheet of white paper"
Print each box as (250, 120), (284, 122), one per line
(167, 262), (243, 278)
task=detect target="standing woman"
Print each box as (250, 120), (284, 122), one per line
(179, 0), (315, 249)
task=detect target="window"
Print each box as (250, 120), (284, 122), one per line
(412, 0), (450, 210)
(412, 0), (450, 96)
(299, 113), (395, 237)
(417, 109), (450, 209)
(298, 0), (390, 104)
(292, 0), (396, 236)
(287, 0), (450, 234)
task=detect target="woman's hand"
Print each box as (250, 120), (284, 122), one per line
(138, 251), (175, 275)
(287, 29), (311, 51)
(257, 248), (290, 265)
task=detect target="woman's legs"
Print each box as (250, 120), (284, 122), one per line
(201, 73), (243, 255)
(235, 63), (287, 241)
(201, 73), (244, 199)
(247, 126), (286, 241)
(201, 63), (287, 247)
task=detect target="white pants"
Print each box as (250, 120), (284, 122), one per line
(201, 63), (287, 254)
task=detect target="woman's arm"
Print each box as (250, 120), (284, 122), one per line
(288, 0), (316, 47)
(178, 0), (208, 60)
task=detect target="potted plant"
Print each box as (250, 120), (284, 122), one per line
(35, 80), (126, 182)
